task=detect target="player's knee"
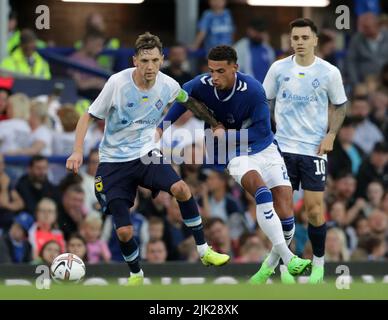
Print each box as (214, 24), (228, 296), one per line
(116, 226), (133, 242)
(170, 181), (191, 201)
(305, 203), (324, 224)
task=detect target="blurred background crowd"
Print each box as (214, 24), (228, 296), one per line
(0, 0), (387, 267)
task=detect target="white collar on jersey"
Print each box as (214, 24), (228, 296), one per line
(214, 73), (237, 102)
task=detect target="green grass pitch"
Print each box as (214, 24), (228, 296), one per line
(1, 282), (388, 300)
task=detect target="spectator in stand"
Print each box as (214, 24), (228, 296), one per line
(356, 142), (388, 198)
(35, 239), (61, 265)
(178, 237), (199, 262)
(204, 217), (238, 258)
(0, 153), (24, 232)
(67, 233), (87, 261)
(52, 104), (80, 156)
(325, 227), (350, 262)
(80, 215), (111, 264)
(328, 117), (365, 179)
(354, 216), (371, 238)
(368, 209), (387, 239)
(16, 155), (57, 214)
(75, 12), (120, 72)
(346, 12), (388, 87)
(369, 89), (388, 141)
(0, 212), (33, 263)
(350, 98), (383, 155)
(234, 233), (267, 263)
(161, 43), (193, 86)
(200, 169), (245, 240)
(191, 0), (235, 53)
(68, 31), (106, 100)
(16, 155), (58, 216)
(382, 191), (388, 215)
(327, 201), (357, 252)
(0, 93), (31, 154)
(28, 198), (65, 259)
(8, 100), (53, 156)
(361, 234), (386, 261)
(0, 77), (13, 121)
(316, 29), (338, 66)
(145, 239), (168, 264)
(362, 181), (384, 217)
(0, 29), (51, 79)
(57, 184), (87, 240)
(165, 198), (191, 260)
(234, 18), (275, 83)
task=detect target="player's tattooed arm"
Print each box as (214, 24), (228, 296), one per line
(328, 101), (347, 135)
(318, 101), (347, 156)
(176, 90), (219, 127)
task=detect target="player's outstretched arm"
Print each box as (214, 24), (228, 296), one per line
(66, 112), (93, 174)
(318, 102), (347, 156)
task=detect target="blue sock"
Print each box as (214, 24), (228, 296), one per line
(119, 238), (141, 273)
(308, 223), (327, 258)
(255, 186), (273, 205)
(178, 197), (205, 245)
(281, 216), (295, 243)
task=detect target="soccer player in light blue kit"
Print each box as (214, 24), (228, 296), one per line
(263, 19), (348, 284)
(159, 45), (312, 281)
(66, 32), (229, 286)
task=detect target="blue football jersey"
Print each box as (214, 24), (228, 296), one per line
(161, 72), (274, 165)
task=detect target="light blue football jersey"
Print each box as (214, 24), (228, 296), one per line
(88, 68), (181, 162)
(263, 55), (347, 159)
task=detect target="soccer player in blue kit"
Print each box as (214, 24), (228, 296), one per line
(66, 32), (229, 286)
(263, 19), (348, 284)
(159, 45), (312, 281)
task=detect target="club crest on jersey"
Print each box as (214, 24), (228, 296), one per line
(155, 99), (163, 110)
(95, 176), (103, 192)
(312, 78), (320, 89)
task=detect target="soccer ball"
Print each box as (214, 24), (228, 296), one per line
(50, 253), (86, 284)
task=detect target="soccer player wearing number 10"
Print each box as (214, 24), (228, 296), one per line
(262, 18), (348, 284)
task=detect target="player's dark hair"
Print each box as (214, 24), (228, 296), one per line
(289, 18), (318, 34)
(208, 45), (237, 64)
(135, 32), (163, 55)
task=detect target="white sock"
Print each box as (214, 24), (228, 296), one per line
(267, 224), (296, 269)
(274, 243), (294, 265)
(130, 269), (144, 277)
(256, 203), (293, 264)
(197, 243), (209, 257)
(280, 264), (288, 274)
(313, 255), (325, 267)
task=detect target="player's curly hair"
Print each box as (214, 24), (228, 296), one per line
(135, 32), (163, 55)
(207, 45), (237, 64)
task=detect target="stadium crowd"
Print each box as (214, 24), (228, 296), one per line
(0, 0), (387, 266)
